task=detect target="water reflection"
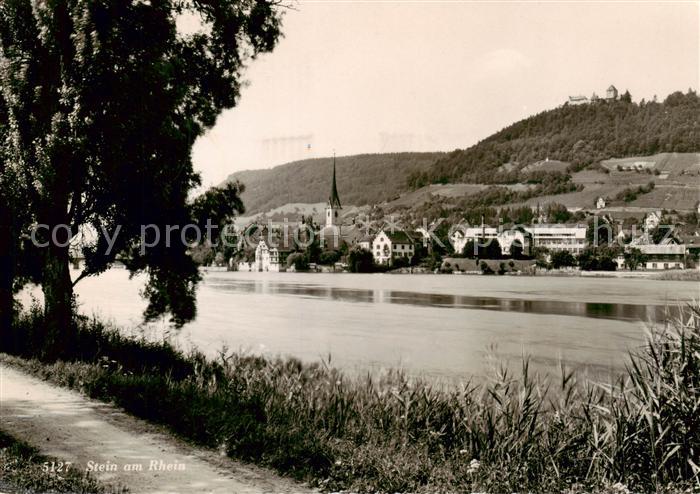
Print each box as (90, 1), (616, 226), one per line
(207, 278), (673, 323)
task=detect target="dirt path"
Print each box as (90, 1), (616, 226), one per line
(0, 363), (315, 494)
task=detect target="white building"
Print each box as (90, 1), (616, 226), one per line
(527, 224), (587, 255)
(606, 85), (618, 100)
(372, 230), (415, 265)
(357, 235), (373, 252)
(450, 227), (531, 256)
(636, 244), (686, 270)
(450, 227), (497, 255)
(451, 224), (584, 256)
(595, 197), (606, 209)
(568, 95), (589, 105)
(253, 239), (288, 272)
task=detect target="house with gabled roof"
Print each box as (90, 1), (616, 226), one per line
(372, 229), (415, 265)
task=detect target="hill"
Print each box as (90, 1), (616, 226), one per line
(224, 153), (444, 215)
(224, 90), (699, 219)
(410, 89), (700, 186)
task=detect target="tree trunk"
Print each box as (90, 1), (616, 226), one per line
(41, 243), (75, 361)
(0, 214), (14, 352)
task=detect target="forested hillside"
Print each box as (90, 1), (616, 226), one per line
(225, 153), (444, 214)
(226, 90), (699, 215)
(409, 90), (700, 186)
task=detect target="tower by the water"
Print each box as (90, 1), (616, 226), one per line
(325, 154), (342, 229)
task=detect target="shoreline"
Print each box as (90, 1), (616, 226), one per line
(207, 265), (700, 281)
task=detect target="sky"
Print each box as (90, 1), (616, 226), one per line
(189, 1), (700, 188)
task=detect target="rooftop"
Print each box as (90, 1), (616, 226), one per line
(378, 229), (415, 244)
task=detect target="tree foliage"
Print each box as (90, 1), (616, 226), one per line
(577, 246), (619, 271)
(586, 216), (615, 246)
(347, 247), (374, 273)
(550, 250), (577, 269)
(623, 247), (647, 270)
(0, 0), (283, 357)
(462, 239), (502, 259)
(616, 181), (655, 203)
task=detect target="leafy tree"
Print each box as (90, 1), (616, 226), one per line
(497, 262), (507, 275)
(546, 203), (572, 223)
(587, 217), (614, 246)
(391, 256), (410, 269)
(550, 250), (577, 269)
(0, 0), (282, 358)
(304, 237), (322, 264)
(319, 250), (341, 266)
(431, 221), (455, 256)
(462, 240), (478, 258)
(190, 243), (215, 266)
(650, 222), (679, 245)
(577, 246), (618, 271)
(482, 239), (503, 259)
(510, 242), (527, 260)
(286, 252), (308, 271)
(462, 238), (502, 259)
(411, 242), (428, 266)
(479, 261), (494, 275)
(421, 251), (443, 271)
(616, 181), (655, 203)
(347, 247), (374, 273)
(0, 93), (30, 343)
(623, 248), (647, 270)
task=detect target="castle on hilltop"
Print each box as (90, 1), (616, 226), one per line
(567, 84), (618, 106)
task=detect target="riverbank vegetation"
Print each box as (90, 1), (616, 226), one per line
(0, 429), (120, 493)
(3, 304), (699, 493)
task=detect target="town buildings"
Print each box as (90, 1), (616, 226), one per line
(450, 226), (531, 256)
(451, 224), (585, 256)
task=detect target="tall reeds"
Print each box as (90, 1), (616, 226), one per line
(5, 303), (699, 493)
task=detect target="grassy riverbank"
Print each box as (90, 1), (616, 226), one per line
(651, 269), (700, 281)
(0, 429), (121, 493)
(3, 305), (699, 493)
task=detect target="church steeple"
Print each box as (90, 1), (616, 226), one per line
(328, 154), (341, 209)
(325, 153), (342, 229)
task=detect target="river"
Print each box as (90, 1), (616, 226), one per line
(21, 269), (697, 383)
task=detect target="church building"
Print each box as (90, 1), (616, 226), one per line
(325, 155), (342, 229)
(319, 154), (347, 250)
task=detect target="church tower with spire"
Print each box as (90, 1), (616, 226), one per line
(325, 154), (342, 229)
